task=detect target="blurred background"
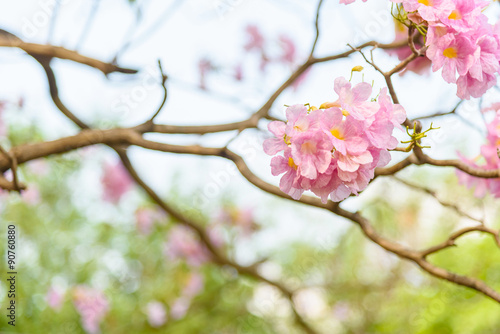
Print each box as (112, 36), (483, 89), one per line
(0, 0), (500, 333)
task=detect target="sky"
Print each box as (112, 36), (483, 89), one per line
(1, 0), (499, 262)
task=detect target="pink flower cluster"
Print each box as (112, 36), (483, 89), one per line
(457, 110), (500, 197)
(343, 0), (500, 99)
(409, 0), (500, 99)
(264, 77), (406, 203)
(72, 286), (109, 334)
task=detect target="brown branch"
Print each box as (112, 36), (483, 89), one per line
(392, 175), (482, 223)
(420, 225), (500, 257)
(374, 155), (416, 178)
(412, 100), (462, 121)
(0, 33), (137, 75)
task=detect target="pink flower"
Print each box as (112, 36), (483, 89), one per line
(456, 71), (496, 99)
(101, 161), (133, 203)
(270, 152), (305, 200)
(291, 131), (333, 179)
(263, 121), (287, 155)
(164, 226), (210, 267)
(439, 0), (485, 32)
(331, 77), (378, 121)
(284, 104), (318, 137)
(468, 34), (500, 82)
(320, 108), (357, 155)
(402, 0), (454, 22)
(146, 301), (167, 328)
(263, 81), (406, 203)
(378, 88), (406, 130)
(72, 286), (109, 334)
(426, 33), (476, 83)
(457, 111), (500, 197)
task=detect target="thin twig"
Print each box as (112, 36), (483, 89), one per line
(148, 60), (168, 122)
(309, 0), (324, 58)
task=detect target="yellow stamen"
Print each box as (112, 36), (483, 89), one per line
(288, 157), (297, 170)
(443, 47), (457, 58)
(320, 101), (341, 109)
(330, 129), (344, 140)
(418, 0), (431, 6)
(342, 109), (350, 117)
(448, 10), (462, 20)
(283, 135), (291, 145)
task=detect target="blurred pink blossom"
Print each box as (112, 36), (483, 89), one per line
(72, 286), (109, 334)
(101, 161), (133, 203)
(278, 35), (296, 64)
(183, 272), (204, 298)
(21, 186), (40, 205)
(217, 206), (258, 236)
(206, 224), (225, 248)
(244, 25), (265, 52)
(457, 111), (500, 197)
(135, 207), (166, 235)
(46, 286), (65, 311)
(146, 301), (167, 328)
(170, 297), (190, 320)
(164, 226), (210, 267)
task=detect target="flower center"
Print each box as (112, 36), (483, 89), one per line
(300, 141), (317, 154)
(330, 128), (344, 140)
(283, 134), (291, 145)
(448, 10), (462, 20)
(288, 157), (298, 170)
(443, 47), (457, 58)
(418, 0), (432, 6)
